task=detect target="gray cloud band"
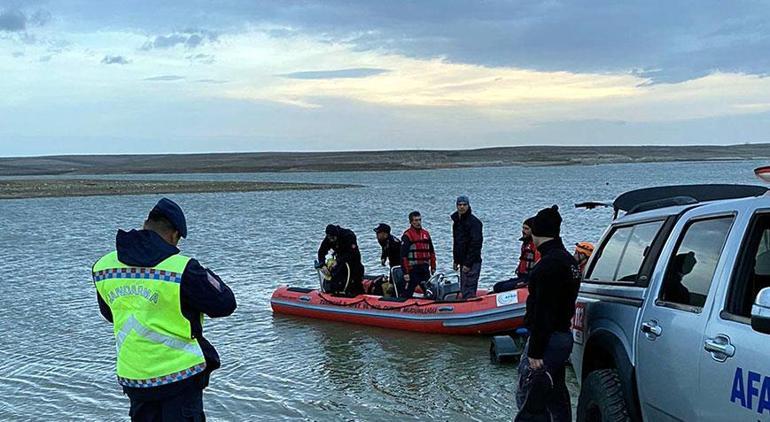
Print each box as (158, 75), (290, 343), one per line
(141, 29), (218, 50)
(102, 55), (130, 65)
(0, 8), (50, 32)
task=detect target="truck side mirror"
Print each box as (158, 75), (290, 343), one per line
(751, 287), (770, 334)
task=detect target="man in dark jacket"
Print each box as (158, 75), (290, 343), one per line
(317, 224), (365, 296)
(451, 195), (483, 298)
(374, 223), (402, 268)
(515, 205), (581, 422)
(93, 198), (237, 421)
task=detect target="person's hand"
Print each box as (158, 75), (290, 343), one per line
(462, 265), (471, 273)
(453, 263), (459, 271)
(403, 274), (411, 282)
(381, 259), (386, 266)
(528, 358), (544, 370)
(430, 266), (436, 275)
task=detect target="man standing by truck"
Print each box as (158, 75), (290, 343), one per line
(515, 205), (581, 422)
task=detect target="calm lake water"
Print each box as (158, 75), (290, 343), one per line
(0, 161), (764, 421)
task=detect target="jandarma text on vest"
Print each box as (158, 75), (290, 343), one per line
(107, 285), (159, 304)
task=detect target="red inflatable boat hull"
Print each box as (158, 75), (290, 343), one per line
(270, 286), (529, 335)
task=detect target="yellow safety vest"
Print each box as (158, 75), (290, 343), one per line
(93, 251), (206, 388)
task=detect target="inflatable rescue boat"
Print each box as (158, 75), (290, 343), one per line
(270, 271), (528, 335)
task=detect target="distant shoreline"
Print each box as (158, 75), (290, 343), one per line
(1, 144), (768, 176)
(0, 179), (360, 200)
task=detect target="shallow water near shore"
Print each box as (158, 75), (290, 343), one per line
(0, 161), (763, 421)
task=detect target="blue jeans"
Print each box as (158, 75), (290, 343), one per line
(515, 331), (573, 422)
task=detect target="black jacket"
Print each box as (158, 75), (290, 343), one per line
(524, 238), (581, 359)
(317, 226), (364, 280)
(451, 208), (483, 266)
(95, 229), (237, 397)
(379, 234), (402, 267)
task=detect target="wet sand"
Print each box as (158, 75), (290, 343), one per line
(0, 179), (360, 199)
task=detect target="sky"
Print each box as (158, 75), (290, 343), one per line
(2, 0), (770, 156)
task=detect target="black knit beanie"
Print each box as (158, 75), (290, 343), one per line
(325, 224), (340, 237)
(523, 216), (536, 228)
(531, 205), (561, 237)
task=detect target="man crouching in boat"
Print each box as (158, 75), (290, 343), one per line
(316, 224), (365, 297)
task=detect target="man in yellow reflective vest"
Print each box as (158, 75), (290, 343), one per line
(93, 198), (236, 421)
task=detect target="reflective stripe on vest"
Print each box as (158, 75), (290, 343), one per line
(93, 251), (206, 388)
(405, 228), (432, 266)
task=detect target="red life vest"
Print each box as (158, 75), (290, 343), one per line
(517, 239), (541, 276)
(402, 227), (435, 272)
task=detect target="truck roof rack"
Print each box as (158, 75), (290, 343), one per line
(614, 184), (768, 215)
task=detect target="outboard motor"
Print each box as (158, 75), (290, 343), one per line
(424, 272), (461, 301)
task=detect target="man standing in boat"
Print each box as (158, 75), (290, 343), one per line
(400, 211), (437, 298)
(92, 198), (237, 421)
(515, 205), (581, 421)
(317, 224), (365, 296)
(374, 223), (401, 268)
(451, 195), (483, 298)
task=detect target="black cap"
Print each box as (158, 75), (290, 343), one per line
(151, 198), (187, 238)
(531, 205), (561, 238)
(325, 224), (340, 237)
(374, 223), (391, 234)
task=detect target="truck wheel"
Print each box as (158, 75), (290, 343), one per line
(577, 369), (631, 422)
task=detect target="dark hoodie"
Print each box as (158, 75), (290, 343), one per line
(451, 208), (483, 267)
(524, 237), (581, 359)
(95, 229), (237, 397)
(379, 234), (402, 267)
(317, 226), (364, 281)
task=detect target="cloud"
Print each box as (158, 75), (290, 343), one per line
(29, 9), (51, 27)
(143, 75), (185, 81)
(279, 68), (390, 79)
(5, 10), (770, 154)
(0, 9), (26, 32)
(239, 0), (770, 84)
(0, 8), (50, 32)
(101, 55), (130, 65)
(38, 54), (51, 62)
(11, 51), (24, 57)
(15, 1), (768, 84)
(216, 32), (770, 126)
(186, 53), (215, 64)
(238, 50), (642, 108)
(141, 29), (218, 50)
